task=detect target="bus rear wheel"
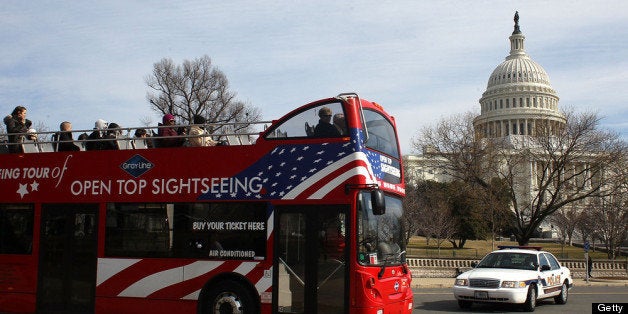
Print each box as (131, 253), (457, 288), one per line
(201, 280), (258, 314)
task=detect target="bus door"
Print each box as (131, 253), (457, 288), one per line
(37, 204), (98, 313)
(275, 206), (349, 314)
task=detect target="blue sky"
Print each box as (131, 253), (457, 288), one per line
(1, 1), (626, 154)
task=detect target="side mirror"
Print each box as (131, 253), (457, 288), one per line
(471, 262), (477, 268)
(371, 190), (386, 215)
(541, 265), (551, 271)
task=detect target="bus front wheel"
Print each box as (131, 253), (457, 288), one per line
(200, 280), (258, 314)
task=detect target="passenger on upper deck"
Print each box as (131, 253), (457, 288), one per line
(333, 113), (347, 135)
(86, 119), (109, 151)
(156, 114), (185, 148)
(54, 121), (80, 152)
(102, 122), (121, 150)
(26, 128), (38, 141)
(313, 106), (341, 137)
(188, 115), (217, 147)
(134, 128), (147, 138)
(133, 128), (152, 149)
(3, 106), (33, 153)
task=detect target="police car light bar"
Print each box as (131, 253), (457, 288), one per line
(498, 245), (543, 251)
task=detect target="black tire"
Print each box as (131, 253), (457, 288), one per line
(523, 285), (537, 312)
(554, 281), (568, 304)
(200, 279), (259, 314)
(457, 300), (472, 309)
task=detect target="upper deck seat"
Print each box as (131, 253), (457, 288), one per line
(22, 140), (40, 153)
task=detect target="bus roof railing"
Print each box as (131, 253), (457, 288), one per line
(0, 120), (272, 153)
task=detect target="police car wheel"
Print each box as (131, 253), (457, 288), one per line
(457, 300), (472, 309)
(523, 285), (536, 312)
(554, 281), (568, 305)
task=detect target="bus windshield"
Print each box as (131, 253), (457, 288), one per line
(364, 109), (399, 159)
(357, 191), (405, 266)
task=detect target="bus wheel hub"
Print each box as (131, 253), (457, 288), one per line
(214, 292), (242, 314)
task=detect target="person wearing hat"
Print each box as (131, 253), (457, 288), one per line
(86, 119), (109, 151)
(314, 106), (341, 137)
(156, 113), (184, 148)
(188, 114), (217, 147)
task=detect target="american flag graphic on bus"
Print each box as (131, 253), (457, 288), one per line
(198, 129), (394, 201)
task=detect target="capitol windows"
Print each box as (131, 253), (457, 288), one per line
(505, 99), (509, 107)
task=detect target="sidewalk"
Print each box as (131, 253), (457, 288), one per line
(411, 277), (628, 288)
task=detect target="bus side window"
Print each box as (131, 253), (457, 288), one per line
(265, 102), (345, 139)
(305, 122), (315, 137)
(0, 205), (34, 254)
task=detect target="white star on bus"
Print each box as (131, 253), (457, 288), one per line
(17, 183), (29, 198)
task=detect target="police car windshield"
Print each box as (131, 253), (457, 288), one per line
(476, 252), (538, 270)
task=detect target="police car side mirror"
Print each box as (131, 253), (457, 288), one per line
(371, 190), (386, 215)
(541, 265), (551, 271)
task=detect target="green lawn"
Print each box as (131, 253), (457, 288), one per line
(406, 236), (612, 260)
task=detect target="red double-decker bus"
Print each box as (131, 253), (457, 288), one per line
(0, 93), (412, 313)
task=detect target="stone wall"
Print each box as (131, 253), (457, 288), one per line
(407, 258), (627, 278)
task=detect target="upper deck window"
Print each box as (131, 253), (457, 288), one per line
(364, 109), (399, 158)
(265, 102), (347, 139)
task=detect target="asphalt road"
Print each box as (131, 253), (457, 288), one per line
(412, 286), (628, 313)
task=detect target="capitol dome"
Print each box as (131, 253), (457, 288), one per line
(487, 57), (551, 89)
(474, 12), (565, 139)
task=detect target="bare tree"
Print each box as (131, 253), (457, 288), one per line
(31, 121), (51, 142)
(413, 113), (513, 247)
(401, 182), (422, 247)
(414, 112), (501, 186)
(429, 202), (458, 256)
(590, 153), (628, 259)
(549, 204), (581, 246)
(500, 111), (626, 245)
(410, 180), (458, 253)
(145, 55), (261, 134)
(591, 197), (627, 259)
(575, 209), (599, 249)
(413, 110), (627, 245)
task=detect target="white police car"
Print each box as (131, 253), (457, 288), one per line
(453, 246), (573, 312)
